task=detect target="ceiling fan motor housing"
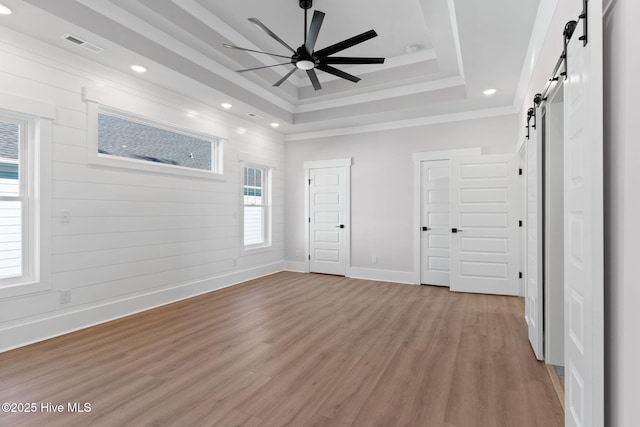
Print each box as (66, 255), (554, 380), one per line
(299, 0), (313, 10)
(293, 45), (317, 69)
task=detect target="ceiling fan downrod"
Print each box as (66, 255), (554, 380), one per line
(301, 0), (312, 45)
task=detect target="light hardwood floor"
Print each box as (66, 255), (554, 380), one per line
(0, 272), (563, 426)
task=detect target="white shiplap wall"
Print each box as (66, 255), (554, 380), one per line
(0, 28), (285, 352)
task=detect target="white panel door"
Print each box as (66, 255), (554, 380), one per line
(564, 4), (604, 426)
(449, 154), (519, 296)
(525, 131), (544, 360)
(420, 160), (450, 286)
(309, 167), (347, 276)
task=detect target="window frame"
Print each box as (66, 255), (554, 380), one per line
(0, 99), (53, 298)
(86, 102), (225, 180)
(97, 111), (218, 173)
(241, 163), (272, 252)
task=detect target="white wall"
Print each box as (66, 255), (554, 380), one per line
(0, 28), (285, 352)
(284, 114), (519, 280)
(603, 0), (640, 425)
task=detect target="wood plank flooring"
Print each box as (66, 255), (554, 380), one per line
(0, 272), (563, 426)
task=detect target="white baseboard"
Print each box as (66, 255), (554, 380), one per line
(0, 262), (284, 353)
(284, 260), (307, 273)
(283, 263), (416, 285)
(348, 267), (417, 285)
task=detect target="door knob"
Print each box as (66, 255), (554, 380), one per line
(451, 228), (463, 233)
(422, 226), (431, 231)
(336, 224), (345, 229)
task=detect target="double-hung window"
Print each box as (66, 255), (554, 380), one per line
(0, 95), (52, 298)
(243, 166), (270, 248)
(0, 116), (28, 282)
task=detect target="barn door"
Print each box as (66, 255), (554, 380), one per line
(525, 128), (544, 360)
(563, 2), (604, 425)
(449, 154), (519, 296)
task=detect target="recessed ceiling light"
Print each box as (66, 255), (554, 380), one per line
(0, 4), (12, 15)
(405, 44), (421, 54)
(221, 103), (232, 109)
(483, 88), (497, 96)
(270, 122), (280, 128)
(130, 65), (147, 73)
(237, 128), (247, 135)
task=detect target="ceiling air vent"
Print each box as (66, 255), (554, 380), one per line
(246, 113), (264, 120)
(61, 33), (104, 53)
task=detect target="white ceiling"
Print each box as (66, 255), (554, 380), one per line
(1, 0), (541, 137)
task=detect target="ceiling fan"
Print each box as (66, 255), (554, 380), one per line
(223, 0), (385, 91)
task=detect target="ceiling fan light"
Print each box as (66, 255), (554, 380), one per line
(296, 60), (315, 70)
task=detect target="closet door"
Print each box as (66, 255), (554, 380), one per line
(525, 130), (544, 360)
(308, 166), (348, 276)
(420, 160), (450, 286)
(563, 2), (604, 425)
(449, 154), (519, 296)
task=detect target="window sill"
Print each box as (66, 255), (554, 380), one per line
(241, 244), (273, 256)
(90, 153), (227, 181)
(0, 279), (51, 300)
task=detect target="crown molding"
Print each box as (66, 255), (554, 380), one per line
(285, 105), (517, 141)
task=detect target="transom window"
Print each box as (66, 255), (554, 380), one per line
(97, 111), (221, 174)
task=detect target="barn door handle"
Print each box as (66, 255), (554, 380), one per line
(451, 228), (463, 233)
(336, 224), (345, 229)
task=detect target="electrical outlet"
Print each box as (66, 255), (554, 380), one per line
(372, 256), (377, 264)
(60, 290), (71, 304)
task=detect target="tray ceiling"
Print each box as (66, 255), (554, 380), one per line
(2, 0), (541, 136)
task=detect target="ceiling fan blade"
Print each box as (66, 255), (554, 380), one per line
(273, 68), (298, 87)
(237, 63), (291, 73)
(304, 10), (325, 54)
(314, 30), (378, 59)
(248, 18), (296, 54)
(321, 57), (386, 65)
(223, 44), (292, 60)
(316, 64), (361, 83)
(306, 69), (322, 91)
